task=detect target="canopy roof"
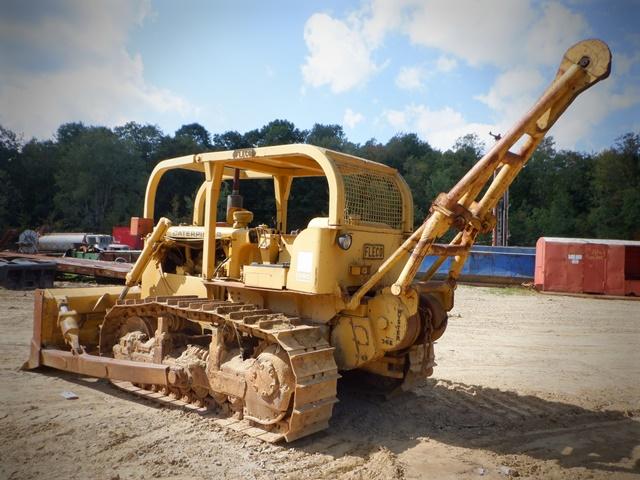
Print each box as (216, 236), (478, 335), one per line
(147, 144), (398, 179)
(144, 144), (413, 232)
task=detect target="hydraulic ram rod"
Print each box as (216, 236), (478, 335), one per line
(118, 217), (172, 301)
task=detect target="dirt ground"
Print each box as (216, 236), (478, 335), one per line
(0, 284), (638, 480)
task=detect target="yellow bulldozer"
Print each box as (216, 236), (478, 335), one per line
(25, 40), (611, 442)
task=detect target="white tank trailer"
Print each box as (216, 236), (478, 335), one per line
(36, 233), (113, 254)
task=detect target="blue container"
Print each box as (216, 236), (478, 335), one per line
(419, 245), (536, 284)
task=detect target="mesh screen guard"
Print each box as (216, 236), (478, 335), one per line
(335, 160), (404, 230)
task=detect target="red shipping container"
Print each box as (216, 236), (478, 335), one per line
(535, 237), (640, 296)
(130, 217), (154, 236)
(112, 226), (143, 250)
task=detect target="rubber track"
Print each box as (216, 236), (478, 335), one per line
(106, 295), (340, 443)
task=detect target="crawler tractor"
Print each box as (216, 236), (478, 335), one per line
(25, 40), (611, 442)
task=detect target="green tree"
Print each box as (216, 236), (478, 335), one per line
(212, 130), (251, 150)
(376, 133), (434, 174)
(114, 122), (164, 173)
(508, 138), (596, 244)
(589, 133), (640, 239)
(53, 125), (144, 231)
(174, 123), (212, 150)
(305, 124), (356, 152)
(1, 115), (636, 246)
(0, 126), (21, 228)
(56, 122), (86, 144)
(14, 139), (59, 228)
(245, 119), (306, 147)
(434, 134), (485, 193)
(150, 125), (213, 222)
(237, 120), (306, 226)
(356, 138), (385, 163)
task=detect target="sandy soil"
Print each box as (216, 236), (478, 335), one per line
(0, 284), (638, 479)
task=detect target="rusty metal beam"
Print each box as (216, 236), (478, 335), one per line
(428, 244), (469, 256)
(39, 349), (180, 386)
(0, 252), (131, 279)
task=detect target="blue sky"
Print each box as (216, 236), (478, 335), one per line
(1, 0), (638, 152)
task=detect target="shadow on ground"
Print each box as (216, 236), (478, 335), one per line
(28, 368), (640, 477)
(293, 377), (640, 476)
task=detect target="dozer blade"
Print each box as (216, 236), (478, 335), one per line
(24, 286), (141, 370)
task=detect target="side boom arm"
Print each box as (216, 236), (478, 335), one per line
(346, 39), (611, 308)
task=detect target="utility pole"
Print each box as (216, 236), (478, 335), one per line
(489, 132), (509, 246)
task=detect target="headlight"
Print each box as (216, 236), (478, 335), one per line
(337, 233), (352, 250)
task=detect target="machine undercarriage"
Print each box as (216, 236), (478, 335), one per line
(102, 296), (339, 442)
(99, 291), (444, 441)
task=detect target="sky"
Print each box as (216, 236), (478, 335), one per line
(1, 0), (639, 152)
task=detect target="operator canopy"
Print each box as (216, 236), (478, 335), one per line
(143, 144), (414, 232)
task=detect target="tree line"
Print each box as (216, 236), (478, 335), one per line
(0, 120), (638, 246)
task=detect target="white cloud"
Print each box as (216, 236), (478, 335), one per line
(552, 81), (640, 149)
(301, 0), (411, 93)
(475, 63), (640, 150)
(525, 1), (590, 66)
(384, 109), (407, 129)
(301, 1), (629, 149)
(435, 56), (457, 73)
(301, 1), (588, 82)
(476, 69), (544, 111)
(395, 66), (424, 90)
(301, 13), (381, 93)
(404, 0), (589, 69)
(404, 0), (536, 67)
(0, 0), (195, 139)
(399, 1), (601, 148)
(385, 104), (496, 150)
(475, 68), (545, 127)
(394, 56), (456, 91)
(474, 44), (640, 150)
(617, 51), (640, 76)
(359, 0), (407, 46)
(343, 108), (364, 129)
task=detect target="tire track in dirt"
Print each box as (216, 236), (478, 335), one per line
(305, 377), (640, 478)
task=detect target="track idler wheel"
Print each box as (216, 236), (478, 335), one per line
(244, 345), (294, 425)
